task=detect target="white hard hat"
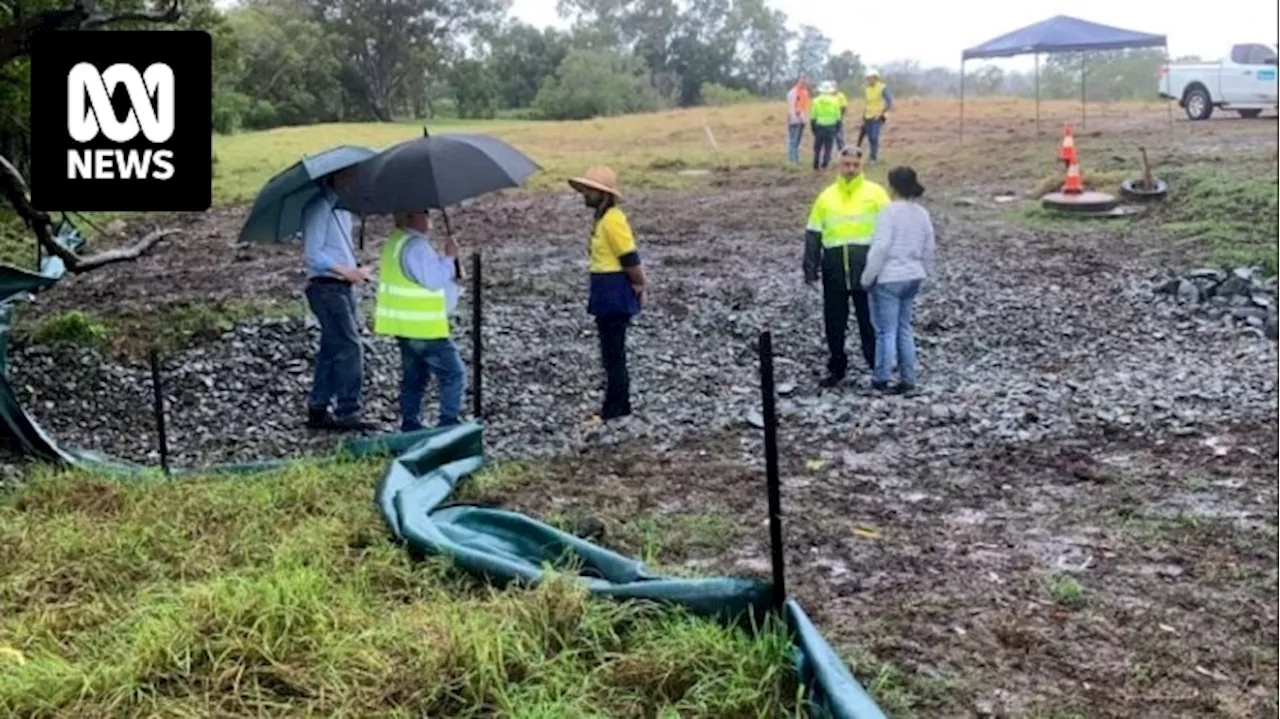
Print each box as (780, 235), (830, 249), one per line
(820, 80), (836, 93)
(866, 68), (882, 78)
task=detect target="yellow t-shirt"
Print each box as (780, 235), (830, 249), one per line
(589, 206), (637, 273)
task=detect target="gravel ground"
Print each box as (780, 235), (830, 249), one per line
(8, 182), (1277, 467)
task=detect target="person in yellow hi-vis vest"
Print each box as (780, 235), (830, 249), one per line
(855, 68), (894, 163)
(802, 146), (891, 386)
(809, 81), (842, 171)
(834, 86), (849, 150)
(374, 211), (466, 432)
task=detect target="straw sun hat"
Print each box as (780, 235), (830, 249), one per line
(567, 166), (621, 198)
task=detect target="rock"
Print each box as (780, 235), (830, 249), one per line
(1188, 268), (1227, 283)
(1176, 279), (1200, 304)
(744, 408), (766, 429)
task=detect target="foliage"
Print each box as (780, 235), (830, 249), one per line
(533, 49), (663, 120)
(0, 463), (801, 716)
(30, 310), (107, 348)
(699, 82), (756, 106)
(449, 58), (500, 119)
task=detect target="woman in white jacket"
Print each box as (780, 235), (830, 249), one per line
(860, 166), (936, 394)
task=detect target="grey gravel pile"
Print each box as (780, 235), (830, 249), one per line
(6, 189), (1279, 469)
(1152, 266), (1279, 340)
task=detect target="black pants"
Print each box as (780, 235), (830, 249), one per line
(812, 124), (836, 169)
(822, 273), (876, 379)
(596, 313), (632, 419)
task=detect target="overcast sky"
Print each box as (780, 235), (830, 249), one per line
(508, 0), (1279, 71)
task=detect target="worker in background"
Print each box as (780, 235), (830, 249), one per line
(809, 81), (842, 171)
(855, 68), (894, 163)
(834, 83), (849, 150)
(301, 167), (374, 432)
(373, 211), (466, 432)
(802, 146), (891, 387)
(785, 75), (811, 164)
(569, 166), (646, 425)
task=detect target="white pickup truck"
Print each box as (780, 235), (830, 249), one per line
(1159, 43), (1278, 120)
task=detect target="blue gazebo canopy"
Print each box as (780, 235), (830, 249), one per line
(962, 14), (1167, 60)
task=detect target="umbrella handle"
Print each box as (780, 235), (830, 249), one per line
(440, 208), (461, 278)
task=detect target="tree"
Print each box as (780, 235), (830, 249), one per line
(308, 0), (506, 121)
(826, 49), (862, 87)
(0, 0), (188, 274)
(792, 25), (829, 82)
(449, 57), (499, 118)
(484, 22), (570, 109)
(221, 0), (345, 129)
(533, 48), (661, 120)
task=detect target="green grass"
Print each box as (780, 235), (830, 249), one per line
(19, 299), (307, 357)
(1009, 159), (1279, 275)
(0, 460), (801, 718)
(1156, 166), (1279, 274)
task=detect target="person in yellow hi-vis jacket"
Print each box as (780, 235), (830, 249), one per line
(374, 211), (466, 432)
(834, 85), (849, 150)
(802, 146), (891, 387)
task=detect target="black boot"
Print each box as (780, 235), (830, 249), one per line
(306, 407), (335, 430)
(819, 374), (844, 388)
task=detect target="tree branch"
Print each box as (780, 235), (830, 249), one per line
(0, 0), (182, 67)
(0, 153), (178, 274)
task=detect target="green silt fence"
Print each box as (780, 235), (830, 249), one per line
(0, 226), (888, 718)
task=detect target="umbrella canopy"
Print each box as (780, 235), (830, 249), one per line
(335, 134), (541, 217)
(238, 145), (378, 244)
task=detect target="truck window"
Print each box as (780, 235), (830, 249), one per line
(1237, 43), (1278, 65)
(1247, 45), (1278, 64)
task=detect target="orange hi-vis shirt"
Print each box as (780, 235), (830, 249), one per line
(787, 83), (810, 124)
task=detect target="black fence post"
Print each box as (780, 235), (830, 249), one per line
(470, 251), (483, 420)
(149, 349), (171, 476)
(758, 331), (786, 613)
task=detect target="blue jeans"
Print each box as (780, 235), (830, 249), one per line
(397, 337), (465, 431)
(870, 279), (922, 385)
(863, 118), (884, 160)
(305, 280), (363, 418)
(787, 123), (804, 163)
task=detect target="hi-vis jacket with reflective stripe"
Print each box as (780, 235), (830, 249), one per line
(802, 174), (891, 289)
(373, 228), (451, 340)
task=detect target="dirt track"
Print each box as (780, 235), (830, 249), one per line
(9, 113), (1280, 716)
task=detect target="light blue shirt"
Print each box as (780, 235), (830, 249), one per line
(301, 186), (357, 278)
(399, 228), (460, 314)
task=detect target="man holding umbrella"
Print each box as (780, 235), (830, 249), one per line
(374, 211), (466, 432)
(569, 166), (645, 423)
(301, 167), (374, 431)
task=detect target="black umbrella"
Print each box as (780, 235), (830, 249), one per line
(335, 132), (541, 219)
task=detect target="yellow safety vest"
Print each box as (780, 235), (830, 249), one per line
(806, 175), (890, 248)
(373, 228), (451, 340)
(812, 94), (841, 126)
(836, 91), (848, 110)
(864, 82), (886, 119)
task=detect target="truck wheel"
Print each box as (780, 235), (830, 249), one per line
(1238, 109), (1263, 119)
(1183, 85), (1213, 120)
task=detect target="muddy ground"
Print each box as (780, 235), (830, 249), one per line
(7, 114), (1280, 716)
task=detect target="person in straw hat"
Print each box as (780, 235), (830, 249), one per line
(568, 166), (646, 425)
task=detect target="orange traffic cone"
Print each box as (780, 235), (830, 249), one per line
(1058, 123), (1077, 165)
(1062, 161), (1083, 194)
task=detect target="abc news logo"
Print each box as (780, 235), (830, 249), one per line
(66, 62), (176, 181)
(30, 30), (211, 212)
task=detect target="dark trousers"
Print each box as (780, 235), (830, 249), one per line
(595, 313), (632, 419)
(822, 269), (876, 379)
(812, 124), (836, 169)
(305, 279), (363, 418)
